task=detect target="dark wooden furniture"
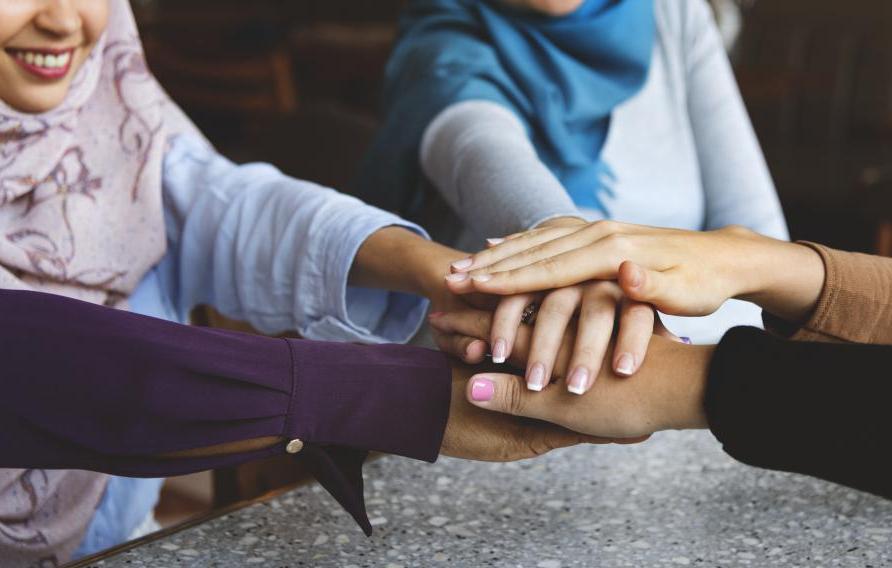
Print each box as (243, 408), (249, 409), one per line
(734, 0), (892, 251)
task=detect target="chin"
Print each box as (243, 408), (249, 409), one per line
(1, 85), (69, 114)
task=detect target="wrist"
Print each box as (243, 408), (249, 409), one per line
(737, 239), (826, 323)
(639, 337), (712, 432)
(410, 241), (469, 300)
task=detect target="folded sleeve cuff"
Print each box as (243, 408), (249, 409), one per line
(304, 212), (431, 345)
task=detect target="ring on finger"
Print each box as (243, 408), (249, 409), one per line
(521, 302), (540, 326)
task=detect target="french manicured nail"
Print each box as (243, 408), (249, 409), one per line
(492, 338), (508, 364)
(451, 258), (474, 271)
(567, 367), (589, 395)
(445, 273), (468, 283)
(471, 378), (495, 402)
(487, 238), (505, 246)
(472, 274), (492, 283)
(527, 363), (547, 392)
(681, 337), (693, 345)
(615, 353), (635, 376)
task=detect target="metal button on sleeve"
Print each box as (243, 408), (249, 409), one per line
(285, 439), (305, 454)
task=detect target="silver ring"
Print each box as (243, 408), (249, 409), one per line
(521, 302), (539, 326)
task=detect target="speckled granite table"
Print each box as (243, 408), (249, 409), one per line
(87, 431), (891, 568)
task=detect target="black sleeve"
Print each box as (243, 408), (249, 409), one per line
(705, 326), (892, 499)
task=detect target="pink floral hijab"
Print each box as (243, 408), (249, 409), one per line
(0, 0), (201, 564)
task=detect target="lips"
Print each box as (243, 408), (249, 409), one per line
(6, 48), (75, 80)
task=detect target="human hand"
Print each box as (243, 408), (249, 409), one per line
(431, 282), (681, 394)
(441, 362), (644, 461)
(463, 336), (713, 440)
(445, 222), (826, 324)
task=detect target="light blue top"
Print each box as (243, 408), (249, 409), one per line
(74, 135), (429, 558)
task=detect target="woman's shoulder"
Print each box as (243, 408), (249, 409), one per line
(654, 0), (716, 44)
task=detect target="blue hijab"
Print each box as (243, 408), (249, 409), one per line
(356, 0), (655, 214)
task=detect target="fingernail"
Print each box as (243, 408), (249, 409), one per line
(471, 378), (495, 402)
(492, 338), (508, 364)
(451, 258), (474, 271)
(465, 340), (482, 359)
(527, 363), (547, 392)
(567, 367), (589, 395)
(428, 311), (445, 319)
(487, 238), (505, 246)
(681, 337), (693, 345)
(445, 273), (468, 283)
(615, 353), (635, 376)
(472, 274), (492, 283)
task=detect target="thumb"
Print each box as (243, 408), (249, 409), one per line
(466, 373), (552, 420)
(618, 261), (675, 309)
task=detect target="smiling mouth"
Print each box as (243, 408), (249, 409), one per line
(5, 47), (75, 80)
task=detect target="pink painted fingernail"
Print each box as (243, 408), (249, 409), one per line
(445, 273), (469, 282)
(527, 363), (547, 392)
(567, 367), (589, 395)
(471, 378), (495, 402)
(492, 338), (508, 364)
(472, 274), (492, 283)
(615, 353), (635, 376)
(487, 238), (505, 246)
(451, 258), (474, 271)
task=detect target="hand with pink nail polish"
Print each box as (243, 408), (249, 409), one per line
(464, 335), (713, 441)
(440, 362), (626, 461)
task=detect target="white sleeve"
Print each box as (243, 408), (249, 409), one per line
(681, 0), (789, 239)
(420, 100), (579, 237)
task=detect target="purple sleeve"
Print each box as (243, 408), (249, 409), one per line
(0, 290), (451, 535)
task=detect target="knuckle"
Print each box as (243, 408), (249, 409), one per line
(592, 219), (618, 234)
(502, 381), (526, 415)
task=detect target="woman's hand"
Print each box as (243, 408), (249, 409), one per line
(440, 362), (643, 461)
(446, 222), (826, 324)
(349, 227), (498, 363)
(463, 336), (714, 441)
(431, 282), (680, 394)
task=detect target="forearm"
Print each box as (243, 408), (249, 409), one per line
(705, 327), (892, 498)
(164, 136), (432, 342)
(0, 290), (452, 477)
(733, 235), (826, 323)
(637, 336), (712, 432)
(349, 226), (465, 298)
(421, 101), (579, 237)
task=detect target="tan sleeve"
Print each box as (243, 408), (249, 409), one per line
(786, 243), (892, 345)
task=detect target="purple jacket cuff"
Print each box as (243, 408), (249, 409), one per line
(0, 290), (452, 535)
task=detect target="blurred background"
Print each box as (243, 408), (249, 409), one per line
(127, 0), (892, 532)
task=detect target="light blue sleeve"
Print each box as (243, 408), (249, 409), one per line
(160, 135), (429, 344)
(681, 0), (789, 240)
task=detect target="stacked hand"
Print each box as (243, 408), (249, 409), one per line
(431, 220), (826, 443)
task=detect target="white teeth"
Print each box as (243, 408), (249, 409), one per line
(12, 50), (72, 69)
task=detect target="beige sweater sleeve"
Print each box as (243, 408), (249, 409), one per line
(779, 243), (892, 345)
